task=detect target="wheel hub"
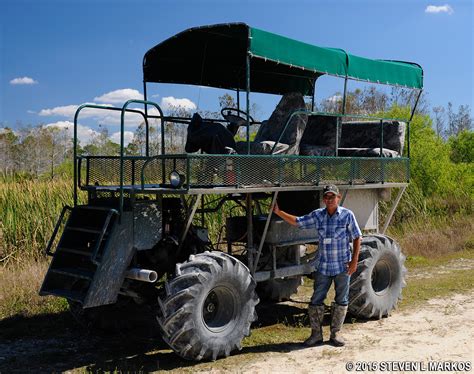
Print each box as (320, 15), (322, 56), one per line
(202, 286), (236, 332)
(371, 259), (392, 294)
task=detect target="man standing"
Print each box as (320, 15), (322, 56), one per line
(273, 184), (361, 347)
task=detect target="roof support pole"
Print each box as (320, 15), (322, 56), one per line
(341, 76), (348, 114)
(407, 89), (423, 159)
(143, 81), (149, 157)
(246, 53), (251, 154)
(311, 79), (316, 111)
(336, 76), (349, 157)
(236, 87), (240, 112)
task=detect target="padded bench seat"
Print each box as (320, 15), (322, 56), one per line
(299, 116), (406, 158)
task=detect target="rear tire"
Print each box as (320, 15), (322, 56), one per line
(349, 235), (406, 319)
(157, 251), (259, 361)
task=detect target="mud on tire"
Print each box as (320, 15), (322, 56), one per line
(349, 235), (407, 319)
(157, 251), (259, 361)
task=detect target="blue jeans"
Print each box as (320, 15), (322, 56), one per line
(311, 271), (350, 306)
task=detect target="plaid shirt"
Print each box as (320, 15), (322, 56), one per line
(296, 206), (361, 276)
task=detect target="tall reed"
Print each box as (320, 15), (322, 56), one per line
(0, 179), (85, 264)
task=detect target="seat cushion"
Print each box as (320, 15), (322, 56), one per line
(235, 141), (289, 155)
(299, 145), (336, 156)
(338, 147), (400, 157)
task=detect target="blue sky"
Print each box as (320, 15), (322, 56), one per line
(1, 0), (472, 143)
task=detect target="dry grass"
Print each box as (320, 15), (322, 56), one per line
(387, 214), (474, 258)
(0, 261), (67, 320)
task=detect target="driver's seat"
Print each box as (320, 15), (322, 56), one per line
(234, 92), (308, 155)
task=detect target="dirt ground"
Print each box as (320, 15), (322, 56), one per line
(234, 291), (474, 374)
(0, 261), (473, 373)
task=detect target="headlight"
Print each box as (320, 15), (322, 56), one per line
(170, 171), (185, 188)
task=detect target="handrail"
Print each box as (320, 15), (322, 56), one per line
(270, 108), (308, 154)
(119, 100), (164, 218)
(73, 103), (155, 208)
(45, 205), (72, 256)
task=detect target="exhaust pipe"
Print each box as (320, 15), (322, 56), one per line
(125, 268), (158, 283)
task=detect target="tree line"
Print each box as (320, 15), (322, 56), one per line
(0, 89), (472, 180)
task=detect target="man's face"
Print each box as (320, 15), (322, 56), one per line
(323, 192), (341, 209)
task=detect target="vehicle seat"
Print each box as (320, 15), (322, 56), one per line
(235, 92), (308, 155)
(338, 121), (406, 157)
(185, 113), (236, 154)
(299, 115), (339, 156)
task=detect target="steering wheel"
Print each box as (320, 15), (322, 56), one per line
(220, 107), (255, 127)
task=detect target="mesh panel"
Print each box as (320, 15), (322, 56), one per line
(84, 155), (409, 189)
(84, 157), (148, 186)
(142, 157), (188, 186)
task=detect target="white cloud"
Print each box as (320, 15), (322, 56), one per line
(326, 94), (343, 104)
(110, 131), (134, 146)
(160, 96), (197, 112)
(10, 76), (38, 85)
(39, 104), (80, 117)
(44, 121), (99, 144)
(94, 88), (144, 104)
(425, 4), (454, 14)
(38, 101), (159, 127)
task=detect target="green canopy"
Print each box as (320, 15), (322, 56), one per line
(143, 23), (423, 95)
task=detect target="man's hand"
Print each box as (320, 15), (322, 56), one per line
(347, 259), (358, 275)
(272, 202), (298, 226)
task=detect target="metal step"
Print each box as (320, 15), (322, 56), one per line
(57, 247), (92, 257)
(65, 226), (103, 234)
(50, 267), (94, 280)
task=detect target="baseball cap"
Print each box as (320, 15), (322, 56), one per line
(323, 184), (339, 196)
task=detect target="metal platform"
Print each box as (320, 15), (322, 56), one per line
(79, 154), (410, 195)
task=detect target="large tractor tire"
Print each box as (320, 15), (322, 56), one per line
(157, 251), (259, 361)
(349, 235), (407, 319)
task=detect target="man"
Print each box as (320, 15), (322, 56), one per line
(273, 184), (361, 347)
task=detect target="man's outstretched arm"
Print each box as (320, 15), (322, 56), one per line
(273, 203), (299, 226)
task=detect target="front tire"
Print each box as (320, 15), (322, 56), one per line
(349, 235), (407, 319)
(157, 251), (259, 361)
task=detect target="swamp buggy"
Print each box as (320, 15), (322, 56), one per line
(40, 23), (423, 361)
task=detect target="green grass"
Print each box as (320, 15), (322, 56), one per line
(0, 179), (86, 264)
(400, 268), (474, 310)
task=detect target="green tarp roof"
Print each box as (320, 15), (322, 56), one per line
(143, 23), (423, 95)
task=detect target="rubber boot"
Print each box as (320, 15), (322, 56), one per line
(330, 304), (348, 347)
(304, 304), (325, 346)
